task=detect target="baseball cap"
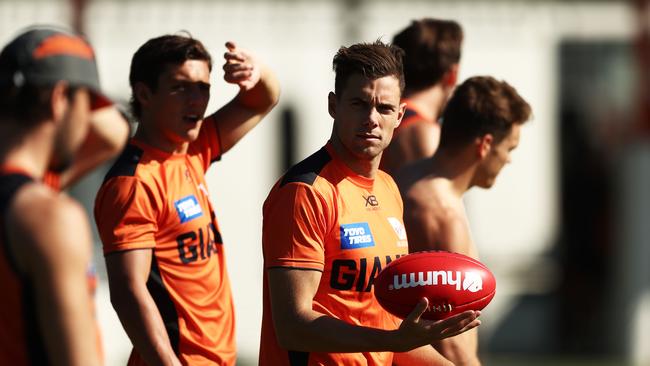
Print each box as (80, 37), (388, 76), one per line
(0, 25), (112, 110)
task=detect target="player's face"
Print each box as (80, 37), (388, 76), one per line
(474, 123), (521, 189)
(329, 74), (404, 163)
(143, 59), (211, 147)
(50, 88), (92, 173)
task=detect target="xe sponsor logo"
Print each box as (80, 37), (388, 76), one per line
(363, 195), (379, 207)
(174, 195), (203, 223)
(388, 271), (483, 292)
(340, 222), (375, 249)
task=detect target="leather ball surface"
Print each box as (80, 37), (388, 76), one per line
(374, 251), (496, 320)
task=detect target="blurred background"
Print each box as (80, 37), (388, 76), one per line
(2, 0), (649, 365)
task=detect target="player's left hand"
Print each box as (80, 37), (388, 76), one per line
(223, 41), (261, 91)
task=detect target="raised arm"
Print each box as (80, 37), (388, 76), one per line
(8, 188), (101, 366)
(208, 41), (280, 154)
(57, 105), (130, 189)
(267, 266), (480, 353)
(105, 249), (181, 366)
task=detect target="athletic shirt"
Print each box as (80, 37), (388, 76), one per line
(259, 143), (409, 366)
(94, 120), (235, 365)
(0, 168), (102, 365)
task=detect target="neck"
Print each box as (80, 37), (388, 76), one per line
(404, 85), (449, 122)
(427, 147), (477, 196)
(0, 121), (55, 178)
(329, 137), (377, 179)
(134, 119), (189, 154)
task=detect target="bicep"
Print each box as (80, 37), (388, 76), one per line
(267, 267), (322, 324)
(436, 216), (474, 255)
(8, 194), (99, 365)
(105, 249), (153, 291)
(207, 101), (263, 155)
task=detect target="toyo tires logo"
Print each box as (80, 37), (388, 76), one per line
(388, 271), (483, 292)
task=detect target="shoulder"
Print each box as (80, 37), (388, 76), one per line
(99, 143), (161, 200)
(399, 119), (439, 142)
(103, 143), (146, 184)
(279, 147), (332, 187)
(403, 178), (454, 219)
(377, 170), (401, 196)
(8, 184), (90, 270)
(265, 150), (338, 215)
(10, 182), (83, 219)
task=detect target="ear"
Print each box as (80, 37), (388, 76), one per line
(50, 81), (70, 124)
(442, 64), (459, 88)
(327, 92), (337, 119)
(395, 101), (407, 129)
(134, 82), (153, 109)
(476, 134), (493, 159)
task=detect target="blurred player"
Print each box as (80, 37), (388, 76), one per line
(44, 104), (129, 190)
(259, 40), (481, 366)
(94, 34), (279, 365)
(0, 26), (115, 366)
(396, 76), (532, 365)
(380, 18), (463, 175)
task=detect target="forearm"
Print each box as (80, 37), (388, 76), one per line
(433, 328), (481, 366)
(276, 313), (403, 353)
(110, 286), (180, 366)
(393, 345), (454, 366)
(235, 64), (280, 112)
(57, 106), (129, 188)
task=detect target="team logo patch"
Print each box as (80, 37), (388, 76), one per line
(387, 217), (408, 247)
(174, 195), (204, 223)
(340, 222), (375, 249)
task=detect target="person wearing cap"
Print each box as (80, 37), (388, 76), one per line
(94, 34), (279, 365)
(0, 26), (113, 366)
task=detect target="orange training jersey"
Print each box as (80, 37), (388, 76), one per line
(260, 143), (409, 366)
(0, 168), (101, 365)
(94, 119), (235, 365)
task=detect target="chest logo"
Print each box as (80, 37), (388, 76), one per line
(364, 194), (379, 207)
(174, 195), (204, 223)
(387, 217), (408, 247)
(340, 222), (375, 249)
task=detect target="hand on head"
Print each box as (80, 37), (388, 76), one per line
(223, 41), (261, 91)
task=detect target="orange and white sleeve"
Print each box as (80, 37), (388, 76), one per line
(94, 176), (159, 255)
(262, 183), (329, 271)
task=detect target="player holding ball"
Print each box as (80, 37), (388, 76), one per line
(259, 40), (481, 366)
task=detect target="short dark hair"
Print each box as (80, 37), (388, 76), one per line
(332, 40), (405, 97)
(129, 33), (212, 119)
(0, 83), (78, 128)
(439, 76), (532, 149)
(393, 18), (463, 93)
